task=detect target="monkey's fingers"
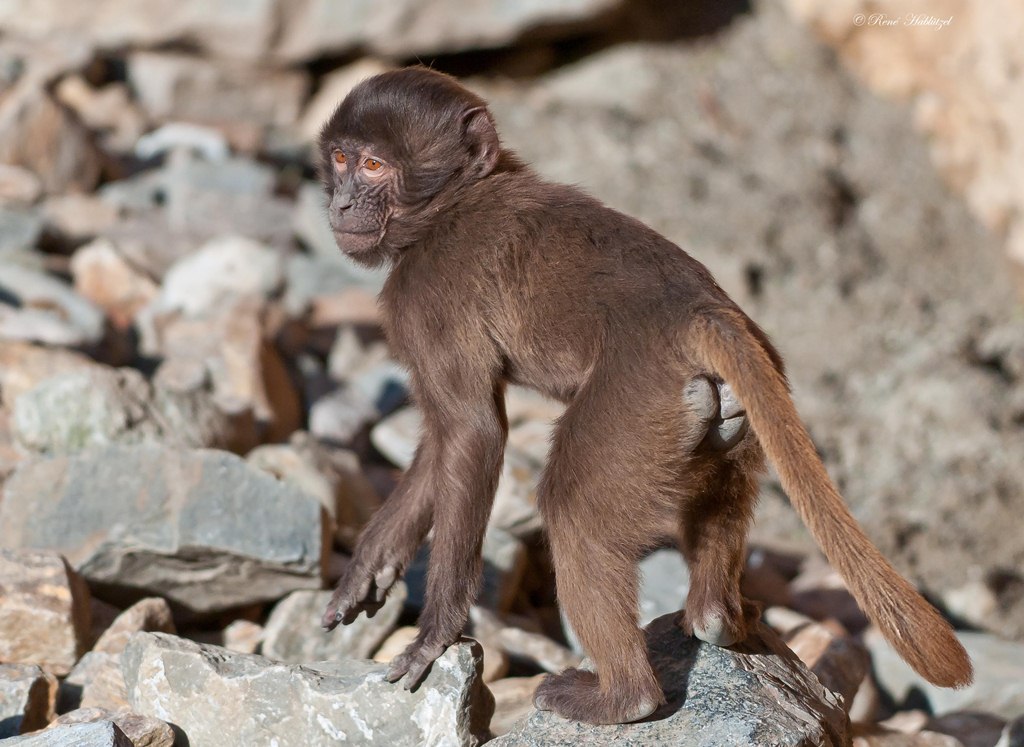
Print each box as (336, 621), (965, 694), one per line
(385, 640), (449, 689)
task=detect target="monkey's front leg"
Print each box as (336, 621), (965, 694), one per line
(322, 445), (437, 630)
(385, 409), (507, 688)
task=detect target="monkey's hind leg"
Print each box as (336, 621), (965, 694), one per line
(679, 454), (762, 647)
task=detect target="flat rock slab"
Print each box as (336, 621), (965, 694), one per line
(5, 721), (133, 746)
(0, 445), (326, 614)
(123, 632), (494, 747)
(493, 613), (849, 747)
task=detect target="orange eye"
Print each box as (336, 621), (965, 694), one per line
(365, 158), (382, 171)
(333, 150), (346, 165)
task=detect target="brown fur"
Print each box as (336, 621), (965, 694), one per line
(318, 67), (973, 725)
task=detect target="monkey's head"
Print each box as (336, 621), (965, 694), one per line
(318, 67), (503, 266)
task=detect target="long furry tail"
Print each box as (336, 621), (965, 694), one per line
(688, 307), (973, 688)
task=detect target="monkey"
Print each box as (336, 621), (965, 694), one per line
(317, 67), (973, 725)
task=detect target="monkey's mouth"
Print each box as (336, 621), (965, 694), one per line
(332, 229), (381, 256)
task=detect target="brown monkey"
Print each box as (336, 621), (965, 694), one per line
(318, 67), (973, 725)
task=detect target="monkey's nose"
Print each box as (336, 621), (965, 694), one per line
(331, 190), (354, 212)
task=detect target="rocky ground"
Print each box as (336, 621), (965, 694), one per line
(1, 0), (1024, 745)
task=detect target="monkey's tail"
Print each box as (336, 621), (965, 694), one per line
(687, 307), (973, 689)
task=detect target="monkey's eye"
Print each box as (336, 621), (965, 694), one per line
(333, 150), (346, 165)
(364, 158), (383, 171)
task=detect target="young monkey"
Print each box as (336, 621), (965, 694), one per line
(318, 67), (973, 725)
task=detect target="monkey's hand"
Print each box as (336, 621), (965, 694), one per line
(321, 561), (402, 630)
(384, 633), (455, 689)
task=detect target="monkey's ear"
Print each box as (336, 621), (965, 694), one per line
(463, 106), (500, 178)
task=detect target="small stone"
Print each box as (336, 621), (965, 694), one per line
(262, 585), (406, 663)
(58, 651), (127, 712)
(223, 620), (263, 655)
(926, 712), (1006, 747)
(0, 165), (43, 205)
(0, 262), (105, 347)
(490, 449), (543, 538)
(790, 555), (869, 632)
(866, 627), (1024, 720)
(0, 445), (327, 614)
(93, 599), (175, 656)
(53, 76), (145, 153)
(489, 675), (546, 737)
(50, 708), (174, 747)
(1001, 716), (1024, 747)
(470, 607), (581, 675)
(5, 720), (133, 746)
(282, 253), (383, 320)
(0, 206), (43, 255)
(638, 548), (690, 627)
(0, 550), (91, 676)
(479, 528), (528, 613)
(782, 620), (870, 709)
(373, 626), (419, 663)
(371, 406), (421, 468)
(310, 386), (379, 444)
(0, 664), (57, 738)
(124, 632), (494, 747)
(42, 195), (120, 244)
(70, 239), (159, 329)
(852, 724), (965, 746)
(493, 613), (849, 746)
(135, 122), (230, 162)
(0, 342), (101, 404)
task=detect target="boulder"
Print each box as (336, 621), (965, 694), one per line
(0, 445), (327, 614)
(5, 720), (132, 746)
(492, 613), (849, 746)
(123, 632), (493, 746)
(0, 664), (56, 738)
(48, 708), (174, 747)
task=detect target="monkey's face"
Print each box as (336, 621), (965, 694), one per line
(319, 67), (502, 266)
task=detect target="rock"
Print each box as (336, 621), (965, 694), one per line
(59, 651), (127, 712)
(273, 0), (619, 62)
(490, 449), (543, 539)
(310, 386), (379, 444)
(282, 253), (384, 320)
(93, 599), (175, 656)
(852, 724), (965, 746)
(298, 59), (394, 143)
(790, 555), (869, 632)
(0, 342), (101, 404)
(1001, 717), (1024, 747)
(0, 206), (44, 255)
(371, 406), (421, 469)
(926, 712), (1006, 747)
(479, 528), (528, 613)
(782, 620), (870, 709)
(152, 235), (284, 317)
(0, 445), (327, 614)
(867, 628), (1024, 719)
(141, 294), (302, 441)
(373, 626), (419, 663)
(638, 548), (690, 627)
(69, 239), (158, 329)
(247, 433), (381, 549)
(128, 52), (309, 140)
(53, 76), (146, 153)
(11, 368), (156, 454)
(223, 619), (263, 654)
(50, 708), (174, 747)
(6, 720), (133, 746)
(0, 165), (43, 205)
(0, 80), (100, 194)
(0, 664), (56, 738)
(470, 607), (581, 675)
(0, 550), (91, 676)
(262, 585), (406, 663)
(43, 196), (121, 245)
(123, 632), (494, 747)
(0, 263), (105, 347)
(489, 675), (546, 737)
(492, 613), (849, 746)
(135, 123), (230, 162)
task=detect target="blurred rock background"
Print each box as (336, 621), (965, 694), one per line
(1, 0), (1023, 745)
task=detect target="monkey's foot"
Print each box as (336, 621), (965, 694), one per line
(533, 669), (662, 725)
(385, 637), (451, 689)
(321, 563), (401, 630)
(681, 598), (760, 647)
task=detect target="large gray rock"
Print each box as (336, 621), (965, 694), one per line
(493, 613), (849, 746)
(0, 263), (105, 347)
(5, 720), (133, 746)
(48, 708), (174, 747)
(0, 664), (56, 738)
(123, 632), (494, 747)
(262, 585), (406, 663)
(0, 550), (91, 676)
(0, 445), (327, 613)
